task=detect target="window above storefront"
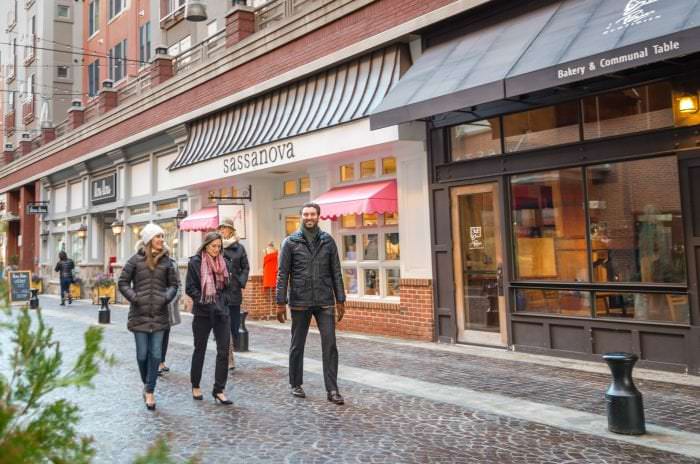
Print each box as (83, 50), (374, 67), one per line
(449, 82), (677, 162)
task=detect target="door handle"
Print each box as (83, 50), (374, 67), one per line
(496, 265), (504, 296)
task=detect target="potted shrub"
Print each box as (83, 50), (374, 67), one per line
(69, 276), (82, 300)
(30, 274), (44, 294)
(92, 273), (116, 304)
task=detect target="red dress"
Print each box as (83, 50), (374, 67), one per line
(262, 251), (278, 289)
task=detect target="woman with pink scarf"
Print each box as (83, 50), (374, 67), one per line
(186, 231), (234, 405)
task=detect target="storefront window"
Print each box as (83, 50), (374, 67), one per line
(343, 235), (358, 260)
(69, 232), (83, 264)
(364, 269), (380, 296)
(511, 168), (588, 282)
(129, 204), (150, 215)
(587, 156), (686, 284)
(363, 234), (379, 260)
(299, 176), (310, 193)
(450, 118), (502, 161)
(283, 179), (298, 196)
(386, 268), (400, 297)
(157, 219), (178, 259)
(582, 82), (673, 140)
(362, 213), (378, 227)
(338, 213), (399, 298)
(594, 292), (689, 324)
(156, 200), (178, 211)
(515, 289), (591, 317)
(130, 223), (146, 249)
(340, 164), (354, 182)
(385, 232), (400, 260)
(504, 101), (579, 152)
(52, 234), (66, 260)
(384, 213), (398, 225)
(285, 216), (299, 236)
(341, 215), (357, 228)
(360, 160), (376, 178)
(343, 268), (358, 294)
(382, 157), (397, 175)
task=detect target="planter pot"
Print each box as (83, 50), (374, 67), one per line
(92, 284), (116, 304)
(30, 280), (43, 294)
(69, 283), (81, 299)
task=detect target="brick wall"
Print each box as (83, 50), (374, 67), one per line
(242, 276), (434, 341)
(0, 0), (457, 190)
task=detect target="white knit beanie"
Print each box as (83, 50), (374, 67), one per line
(140, 223), (165, 246)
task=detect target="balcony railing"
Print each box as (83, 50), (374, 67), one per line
(119, 71), (154, 106)
(173, 29), (226, 75)
(256, 0), (317, 30)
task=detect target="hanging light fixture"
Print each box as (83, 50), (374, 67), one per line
(185, 0), (208, 22)
(678, 93), (699, 114)
(110, 219), (123, 235)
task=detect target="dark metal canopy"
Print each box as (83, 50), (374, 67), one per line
(370, 0), (700, 129)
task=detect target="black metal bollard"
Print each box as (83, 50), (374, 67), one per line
(603, 352), (645, 435)
(29, 288), (39, 309)
(237, 310), (249, 352)
(98, 296), (111, 324)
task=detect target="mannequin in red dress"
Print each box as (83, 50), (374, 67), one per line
(262, 242), (278, 289)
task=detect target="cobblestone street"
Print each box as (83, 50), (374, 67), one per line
(8, 297), (700, 464)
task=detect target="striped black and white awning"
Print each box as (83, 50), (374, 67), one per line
(169, 45), (407, 170)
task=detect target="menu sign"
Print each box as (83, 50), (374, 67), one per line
(9, 271), (31, 303)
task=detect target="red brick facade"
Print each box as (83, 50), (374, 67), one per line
(242, 276), (434, 341)
(0, 0), (456, 190)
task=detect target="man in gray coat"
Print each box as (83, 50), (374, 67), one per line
(276, 202), (346, 405)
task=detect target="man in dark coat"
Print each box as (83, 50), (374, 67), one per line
(54, 250), (75, 305)
(218, 217), (250, 370)
(276, 202), (346, 405)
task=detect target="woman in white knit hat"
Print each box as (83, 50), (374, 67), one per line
(118, 223), (179, 410)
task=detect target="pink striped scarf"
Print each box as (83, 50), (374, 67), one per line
(200, 251), (229, 304)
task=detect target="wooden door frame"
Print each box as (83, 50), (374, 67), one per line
(450, 182), (508, 346)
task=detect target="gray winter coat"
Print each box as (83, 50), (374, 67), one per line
(118, 248), (179, 333)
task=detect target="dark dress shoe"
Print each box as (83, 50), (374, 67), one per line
(192, 389), (203, 400)
(327, 391), (344, 405)
(291, 386), (306, 398)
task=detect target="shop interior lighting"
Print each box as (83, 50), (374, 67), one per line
(678, 93), (699, 114)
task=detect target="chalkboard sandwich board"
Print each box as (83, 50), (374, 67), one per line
(9, 271), (32, 303)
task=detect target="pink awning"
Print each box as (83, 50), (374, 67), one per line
(179, 207), (218, 231)
(314, 180), (397, 220)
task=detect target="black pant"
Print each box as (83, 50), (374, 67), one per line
(161, 328), (170, 363)
(60, 277), (72, 302)
(229, 304), (241, 349)
(289, 306), (338, 392)
(190, 314), (230, 393)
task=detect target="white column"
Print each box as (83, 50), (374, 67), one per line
(396, 141), (432, 279)
(246, 178), (276, 274)
(308, 166), (333, 234)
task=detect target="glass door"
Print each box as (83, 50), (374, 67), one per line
(451, 183), (507, 346)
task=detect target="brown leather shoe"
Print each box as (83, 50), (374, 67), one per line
(327, 391), (344, 405)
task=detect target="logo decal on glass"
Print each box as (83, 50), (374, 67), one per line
(469, 226), (484, 250)
(604, 0), (661, 35)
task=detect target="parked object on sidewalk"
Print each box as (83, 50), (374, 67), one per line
(238, 310), (249, 352)
(29, 288), (39, 309)
(603, 352), (646, 435)
(98, 296), (111, 324)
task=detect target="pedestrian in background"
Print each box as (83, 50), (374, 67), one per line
(159, 249), (182, 376)
(276, 202), (346, 405)
(55, 250), (75, 306)
(218, 217), (249, 372)
(186, 231), (234, 405)
(118, 224), (179, 411)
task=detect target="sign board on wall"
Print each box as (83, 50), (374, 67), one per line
(8, 271), (31, 303)
(91, 173), (117, 205)
(218, 204), (246, 239)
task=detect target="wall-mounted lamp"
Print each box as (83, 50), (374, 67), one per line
(185, 1), (207, 21)
(175, 209), (188, 227)
(77, 223), (88, 239)
(110, 219), (123, 235)
(678, 93), (699, 114)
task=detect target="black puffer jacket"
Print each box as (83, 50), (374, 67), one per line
(186, 253), (236, 317)
(276, 230), (346, 307)
(222, 240), (250, 306)
(54, 259), (75, 280)
(118, 249), (179, 333)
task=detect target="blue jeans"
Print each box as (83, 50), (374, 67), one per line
(60, 277), (72, 302)
(229, 305), (241, 349)
(134, 330), (165, 393)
